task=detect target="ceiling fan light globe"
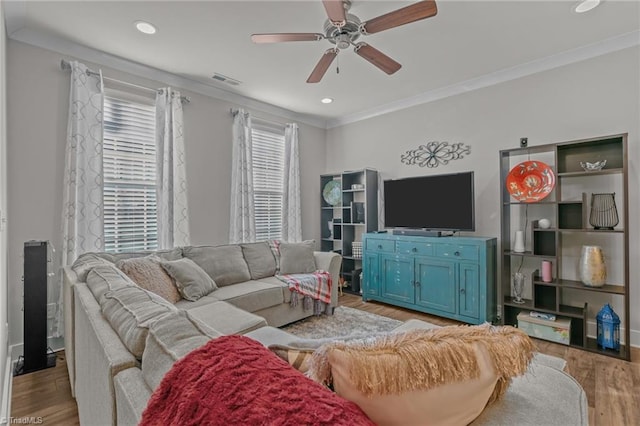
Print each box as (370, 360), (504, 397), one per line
(574, 0), (600, 13)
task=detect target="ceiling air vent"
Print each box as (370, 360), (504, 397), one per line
(212, 73), (241, 86)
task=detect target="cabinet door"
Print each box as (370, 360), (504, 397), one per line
(415, 258), (456, 314)
(380, 254), (415, 303)
(363, 253), (380, 297)
(458, 263), (480, 319)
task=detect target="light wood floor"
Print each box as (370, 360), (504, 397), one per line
(11, 351), (79, 425)
(11, 293), (640, 425)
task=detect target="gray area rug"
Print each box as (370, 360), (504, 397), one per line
(282, 306), (402, 339)
(282, 306), (567, 371)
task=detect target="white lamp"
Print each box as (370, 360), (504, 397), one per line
(513, 231), (525, 253)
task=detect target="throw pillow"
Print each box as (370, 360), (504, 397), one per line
(182, 245), (251, 286)
(307, 324), (534, 426)
(269, 344), (315, 374)
(241, 242), (277, 279)
(159, 257), (218, 301)
(278, 240), (317, 275)
(116, 256), (181, 304)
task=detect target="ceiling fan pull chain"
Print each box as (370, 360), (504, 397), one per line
(336, 55), (340, 74)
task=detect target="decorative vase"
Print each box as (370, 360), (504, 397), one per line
(589, 193), (619, 230)
(513, 231), (525, 253)
(538, 218), (551, 229)
(512, 272), (526, 304)
(541, 260), (552, 283)
(579, 245), (606, 287)
(328, 221), (333, 239)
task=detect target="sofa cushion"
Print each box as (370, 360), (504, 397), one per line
(241, 242), (277, 279)
(141, 311), (222, 391)
(116, 256), (181, 304)
(72, 253), (115, 282)
(183, 245), (251, 287)
(174, 294), (221, 310)
(211, 281), (285, 312)
(307, 324), (534, 426)
(159, 257), (217, 301)
(85, 264), (136, 303)
(101, 286), (178, 359)
(253, 276), (291, 303)
(186, 301), (267, 335)
(278, 240), (317, 274)
(109, 247), (183, 262)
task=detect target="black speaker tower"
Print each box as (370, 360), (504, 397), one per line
(15, 241), (56, 375)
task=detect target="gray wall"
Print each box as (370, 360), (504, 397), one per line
(0, 2), (10, 407)
(326, 47), (640, 345)
(5, 40), (326, 347)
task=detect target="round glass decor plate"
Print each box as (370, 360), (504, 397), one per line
(506, 161), (556, 202)
(322, 180), (342, 206)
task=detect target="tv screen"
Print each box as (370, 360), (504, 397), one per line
(384, 172), (475, 231)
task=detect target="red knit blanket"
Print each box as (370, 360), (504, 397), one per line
(140, 335), (374, 426)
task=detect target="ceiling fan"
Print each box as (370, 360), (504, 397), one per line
(251, 0), (438, 83)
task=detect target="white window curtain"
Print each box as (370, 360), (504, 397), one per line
(281, 123), (302, 242)
(156, 88), (190, 248)
(59, 60), (105, 336)
(229, 109), (256, 243)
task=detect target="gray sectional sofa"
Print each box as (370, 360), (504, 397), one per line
(62, 242), (341, 426)
(62, 241), (587, 426)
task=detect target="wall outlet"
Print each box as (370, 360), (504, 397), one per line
(46, 303), (57, 319)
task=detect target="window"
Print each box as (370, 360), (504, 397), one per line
(251, 125), (285, 241)
(103, 95), (158, 253)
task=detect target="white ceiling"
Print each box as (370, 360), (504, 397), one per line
(4, 1), (640, 127)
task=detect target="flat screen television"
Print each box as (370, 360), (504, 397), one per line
(384, 171), (475, 231)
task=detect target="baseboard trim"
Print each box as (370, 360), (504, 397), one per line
(9, 337), (64, 362)
(586, 320), (639, 348)
(1, 355), (12, 423)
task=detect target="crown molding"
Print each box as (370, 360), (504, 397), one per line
(326, 30), (640, 129)
(4, 0), (638, 131)
(2, 0), (26, 37)
(3, 5), (327, 129)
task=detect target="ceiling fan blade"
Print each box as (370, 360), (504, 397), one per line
(251, 33), (324, 43)
(307, 49), (338, 83)
(322, 0), (347, 27)
(361, 0), (438, 35)
(354, 43), (401, 75)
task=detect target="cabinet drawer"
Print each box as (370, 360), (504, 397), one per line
(435, 244), (479, 261)
(397, 241), (433, 256)
(365, 239), (395, 253)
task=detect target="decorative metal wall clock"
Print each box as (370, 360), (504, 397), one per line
(401, 141), (471, 168)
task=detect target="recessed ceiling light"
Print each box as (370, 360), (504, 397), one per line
(574, 0), (600, 13)
(321, 98), (333, 104)
(135, 21), (157, 35)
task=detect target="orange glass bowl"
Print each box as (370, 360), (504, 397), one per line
(506, 161), (556, 202)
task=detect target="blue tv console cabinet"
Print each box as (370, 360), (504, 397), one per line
(362, 233), (497, 324)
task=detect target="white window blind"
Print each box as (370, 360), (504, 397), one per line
(103, 95), (158, 253)
(252, 126), (285, 241)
